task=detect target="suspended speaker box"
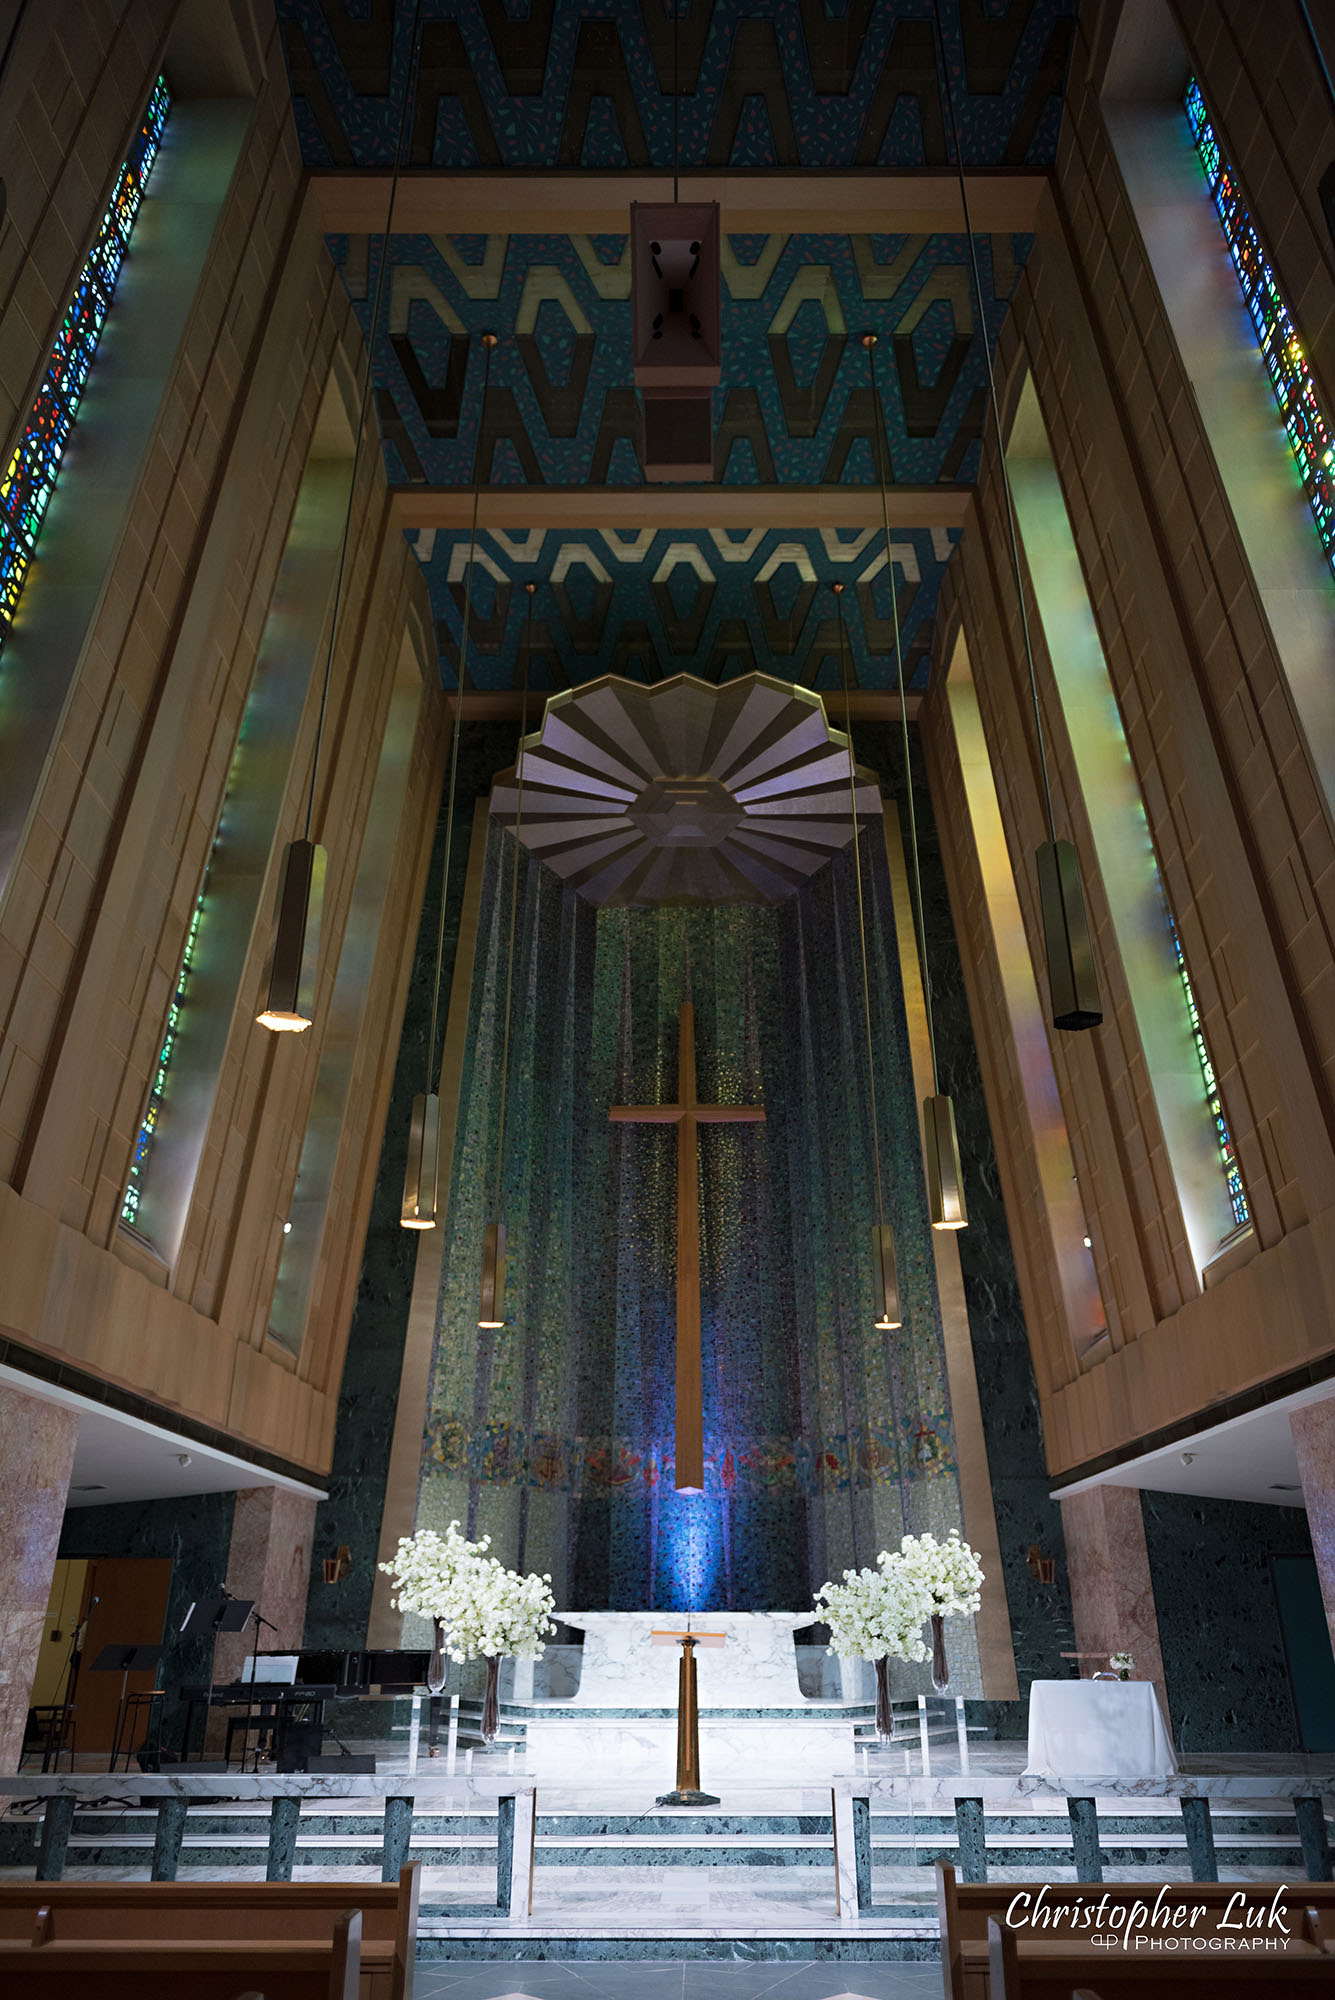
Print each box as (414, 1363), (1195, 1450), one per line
(630, 202), (721, 387)
(642, 388), (714, 481)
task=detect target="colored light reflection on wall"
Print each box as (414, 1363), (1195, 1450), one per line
(121, 846), (212, 1235)
(1167, 910), (1250, 1232)
(658, 1492), (724, 1613)
(0, 78), (170, 647)
(1185, 78), (1335, 576)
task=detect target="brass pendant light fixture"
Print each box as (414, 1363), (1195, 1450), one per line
(476, 580), (533, 1324)
(930, 0), (1101, 1034)
(259, 1), (425, 1036)
(400, 330), (500, 1229)
(833, 583), (901, 1329)
(862, 333), (967, 1232)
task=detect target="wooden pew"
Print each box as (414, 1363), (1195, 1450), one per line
(937, 1860), (1335, 2000)
(0, 1863), (419, 1999)
(0, 1905), (361, 1998)
(986, 1913), (1334, 1996)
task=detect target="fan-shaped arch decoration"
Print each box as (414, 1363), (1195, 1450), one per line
(489, 672), (882, 907)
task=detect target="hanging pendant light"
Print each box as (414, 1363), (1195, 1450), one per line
(861, 336), (968, 1232)
(929, 0), (1101, 1034)
(833, 583), (903, 1325)
(923, 1094), (967, 1230)
(478, 1219), (507, 1328)
(259, 0), (426, 1036)
(398, 332), (501, 1228)
(400, 1089), (440, 1229)
(871, 1223), (902, 1331)
(476, 580), (533, 1319)
(256, 839), (325, 1031)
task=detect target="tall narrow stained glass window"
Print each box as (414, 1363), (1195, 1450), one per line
(0, 77), (171, 649)
(1166, 910), (1249, 1232)
(1185, 78), (1335, 574)
(122, 856), (211, 1234)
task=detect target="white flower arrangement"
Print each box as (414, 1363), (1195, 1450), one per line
(886, 1530), (984, 1618)
(813, 1564), (932, 1663)
(379, 1521), (490, 1620)
(1110, 1651), (1134, 1680)
(378, 1522), (556, 1664)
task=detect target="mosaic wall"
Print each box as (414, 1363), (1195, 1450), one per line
(412, 525), (958, 693)
(417, 812), (971, 1643)
(339, 228), (1029, 498)
(278, 0), (1075, 172)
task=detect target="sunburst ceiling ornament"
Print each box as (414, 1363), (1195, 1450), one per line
(489, 672), (882, 907)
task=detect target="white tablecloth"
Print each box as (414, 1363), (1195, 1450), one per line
(1024, 1678), (1179, 1778)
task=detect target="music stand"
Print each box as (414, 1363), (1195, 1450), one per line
(92, 1644), (165, 1772)
(180, 1598), (255, 1762)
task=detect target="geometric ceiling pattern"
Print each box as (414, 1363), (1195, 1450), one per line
(415, 523), (957, 691)
(276, 2), (1077, 695)
(341, 229), (1030, 490)
(279, 0), (1076, 172)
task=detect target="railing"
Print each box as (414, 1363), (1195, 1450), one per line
(3, 1771), (1331, 1926)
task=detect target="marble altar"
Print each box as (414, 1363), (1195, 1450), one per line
(552, 1612), (815, 1708)
(511, 1611), (860, 1782)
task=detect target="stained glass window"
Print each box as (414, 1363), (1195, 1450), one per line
(121, 856), (211, 1234)
(1167, 909), (1250, 1232)
(1185, 78), (1335, 574)
(0, 77), (170, 647)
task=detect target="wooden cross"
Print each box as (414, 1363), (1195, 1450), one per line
(609, 1001), (765, 1493)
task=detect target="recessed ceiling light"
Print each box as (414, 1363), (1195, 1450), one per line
(72, 1483), (107, 1493)
(1269, 1483), (1302, 1492)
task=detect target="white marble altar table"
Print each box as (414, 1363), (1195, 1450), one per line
(514, 1611), (854, 1781)
(555, 1611), (813, 1707)
(1025, 1678), (1179, 1779)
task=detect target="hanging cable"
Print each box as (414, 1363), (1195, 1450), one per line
(260, 0), (427, 1034)
(401, 330), (499, 1227)
(861, 330), (966, 1229)
(491, 584), (534, 1225)
(834, 584), (901, 1328)
(861, 333), (938, 1092)
(927, 0), (1101, 1032)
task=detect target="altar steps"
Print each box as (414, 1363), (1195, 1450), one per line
(0, 1801), (1314, 1879)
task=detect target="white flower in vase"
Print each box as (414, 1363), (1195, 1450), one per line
(886, 1530), (984, 1618)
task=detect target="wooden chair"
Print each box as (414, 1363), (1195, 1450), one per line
(0, 1865), (418, 2000)
(0, 1906), (361, 1998)
(937, 1861), (1335, 1999)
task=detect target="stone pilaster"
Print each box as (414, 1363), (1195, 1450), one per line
(1290, 1398), (1335, 1651)
(1059, 1484), (1167, 1696)
(211, 1487), (317, 1688)
(0, 1383), (79, 1770)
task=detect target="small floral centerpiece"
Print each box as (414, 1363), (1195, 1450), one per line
(813, 1564), (933, 1737)
(882, 1530), (985, 1692)
(379, 1522), (556, 1738)
(1110, 1651), (1134, 1682)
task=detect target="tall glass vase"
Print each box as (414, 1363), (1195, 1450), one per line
(874, 1656), (893, 1739)
(930, 1613), (949, 1693)
(481, 1654), (501, 1744)
(426, 1619), (447, 1695)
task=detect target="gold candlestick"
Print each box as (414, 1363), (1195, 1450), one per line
(654, 1630), (722, 1807)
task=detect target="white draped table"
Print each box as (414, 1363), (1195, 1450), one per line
(1025, 1678), (1179, 1778)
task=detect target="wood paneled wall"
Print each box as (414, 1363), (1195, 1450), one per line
(0, 0), (445, 1474)
(922, 0), (1335, 1477)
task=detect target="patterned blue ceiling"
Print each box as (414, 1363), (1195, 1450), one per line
(279, 0), (1076, 171)
(343, 227), (1027, 490)
(416, 522), (957, 690)
(276, 2), (1076, 692)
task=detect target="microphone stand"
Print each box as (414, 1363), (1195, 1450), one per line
(243, 1605), (281, 1772)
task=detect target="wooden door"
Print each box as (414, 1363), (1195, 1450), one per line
(74, 1559), (172, 1751)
